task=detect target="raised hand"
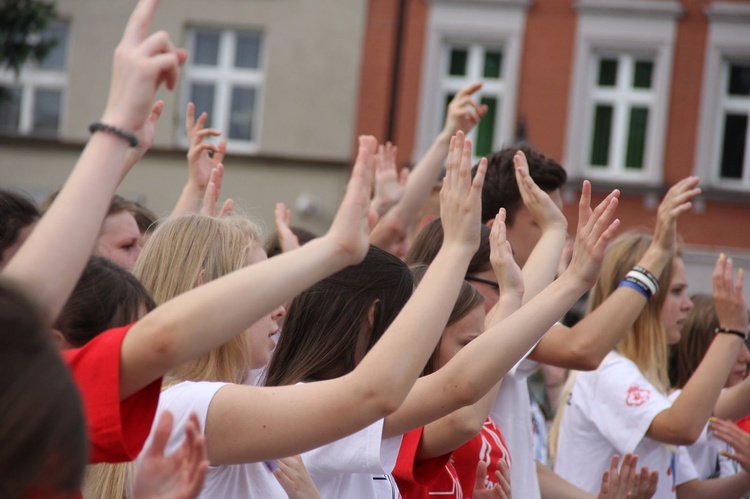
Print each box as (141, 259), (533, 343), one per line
(272, 455), (322, 499)
(186, 102), (226, 193)
(200, 164), (234, 218)
(598, 454), (657, 499)
(651, 176), (701, 257)
(710, 417), (750, 473)
(442, 82), (489, 138)
(490, 208), (524, 299)
(324, 135), (379, 265)
(125, 100), (164, 167)
(473, 459), (512, 499)
(440, 131), (487, 254)
(564, 181), (620, 290)
(371, 142), (408, 217)
(712, 254), (748, 332)
(131, 411), (209, 499)
(274, 202), (301, 253)
(514, 150), (567, 233)
(101, 0), (187, 135)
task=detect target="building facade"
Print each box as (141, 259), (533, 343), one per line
(357, 0), (750, 296)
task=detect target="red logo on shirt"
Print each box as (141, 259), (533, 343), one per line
(625, 385), (651, 407)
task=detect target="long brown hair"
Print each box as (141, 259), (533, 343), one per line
(668, 293), (719, 389)
(264, 245), (414, 386)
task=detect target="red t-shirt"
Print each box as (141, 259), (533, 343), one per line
(736, 415), (750, 434)
(393, 427), (454, 499)
(62, 324), (161, 464)
(446, 417), (511, 496)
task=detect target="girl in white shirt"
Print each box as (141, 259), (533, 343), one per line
(552, 232), (750, 499)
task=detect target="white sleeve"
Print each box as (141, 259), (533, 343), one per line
(675, 446), (700, 486)
(589, 356), (672, 455)
(301, 419), (403, 474)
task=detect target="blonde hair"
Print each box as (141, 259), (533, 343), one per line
(548, 230), (679, 462)
(84, 214), (263, 499)
(133, 214), (263, 386)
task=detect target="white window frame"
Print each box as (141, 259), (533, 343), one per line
(564, 0), (683, 184)
(694, 3), (750, 192)
(0, 21), (70, 137)
(413, 0), (530, 163)
(180, 27), (265, 154)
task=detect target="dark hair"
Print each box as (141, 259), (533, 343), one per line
(264, 245), (414, 386)
(472, 144), (567, 225)
(126, 200), (158, 235)
(0, 279), (87, 497)
(265, 226), (318, 258)
(668, 293), (720, 389)
(405, 218), (493, 276)
(0, 189), (40, 264)
(410, 264), (485, 376)
(55, 256), (156, 347)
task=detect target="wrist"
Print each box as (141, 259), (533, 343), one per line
(639, 246), (671, 274)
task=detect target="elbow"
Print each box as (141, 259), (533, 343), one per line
(447, 378), (484, 409)
(565, 342), (605, 371)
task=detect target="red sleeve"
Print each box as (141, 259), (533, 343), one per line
(62, 324), (161, 464)
(737, 416), (750, 434)
(393, 426), (452, 487)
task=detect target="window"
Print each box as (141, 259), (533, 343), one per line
(181, 28), (264, 152)
(0, 21), (69, 137)
(440, 43), (505, 158)
(564, 1), (682, 183)
(586, 53), (656, 173)
(695, 3), (750, 191)
(413, 1), (529, 163)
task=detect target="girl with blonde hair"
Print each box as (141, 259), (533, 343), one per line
(552, 228), (750, 498)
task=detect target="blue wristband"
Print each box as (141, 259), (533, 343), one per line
(619, 280), (650, 300)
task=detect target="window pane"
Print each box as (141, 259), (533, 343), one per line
(728, 63), (750, 97)
(234, 32), (261, 69)
(229, 86), (256, 140)
(598, 59), (618, 87)
(720, 113), (748, 179)
(194, 30), (220, 66)
(38, 23), (68, 70)
(31, 89), (61, 135)
(633, 61), (653, 89)
(448, 48), (467, 76)
(190, 83), (215, 127)
(590, 104), (613, 166)
(0, 87), (22, 133)
(483, 51), (502, 79)
(475, 96), (497, 157)
(625, 107), (649, 169)
(441, 93), (455, 132)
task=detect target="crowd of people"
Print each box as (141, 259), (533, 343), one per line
(3, 1), (750, 498)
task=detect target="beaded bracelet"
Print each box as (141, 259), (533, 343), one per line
(89, 122), (139, 147)
(715, 327), (748, 340)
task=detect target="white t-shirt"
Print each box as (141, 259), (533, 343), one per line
(301, 418), (403, 499)
(135, 381), (288, 499)
(668, 390), (740, 480)
(490, 354), (542, 499)
(554, 352), (698, 499)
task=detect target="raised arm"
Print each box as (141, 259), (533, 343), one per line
(415, 208), (525, 459)
(369, 82), (487, 249)
(171, 102), (227, 217)
(383, 180), (621, 438)
(513, 150), (568, 303)
(530, 176), (702, 370)
(199, 131), (489, 464)
(370, 142), (408, 218)
(1, 0), (186, 327)
(715, 372), (750, 421)
(647, 255), (748, 445)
